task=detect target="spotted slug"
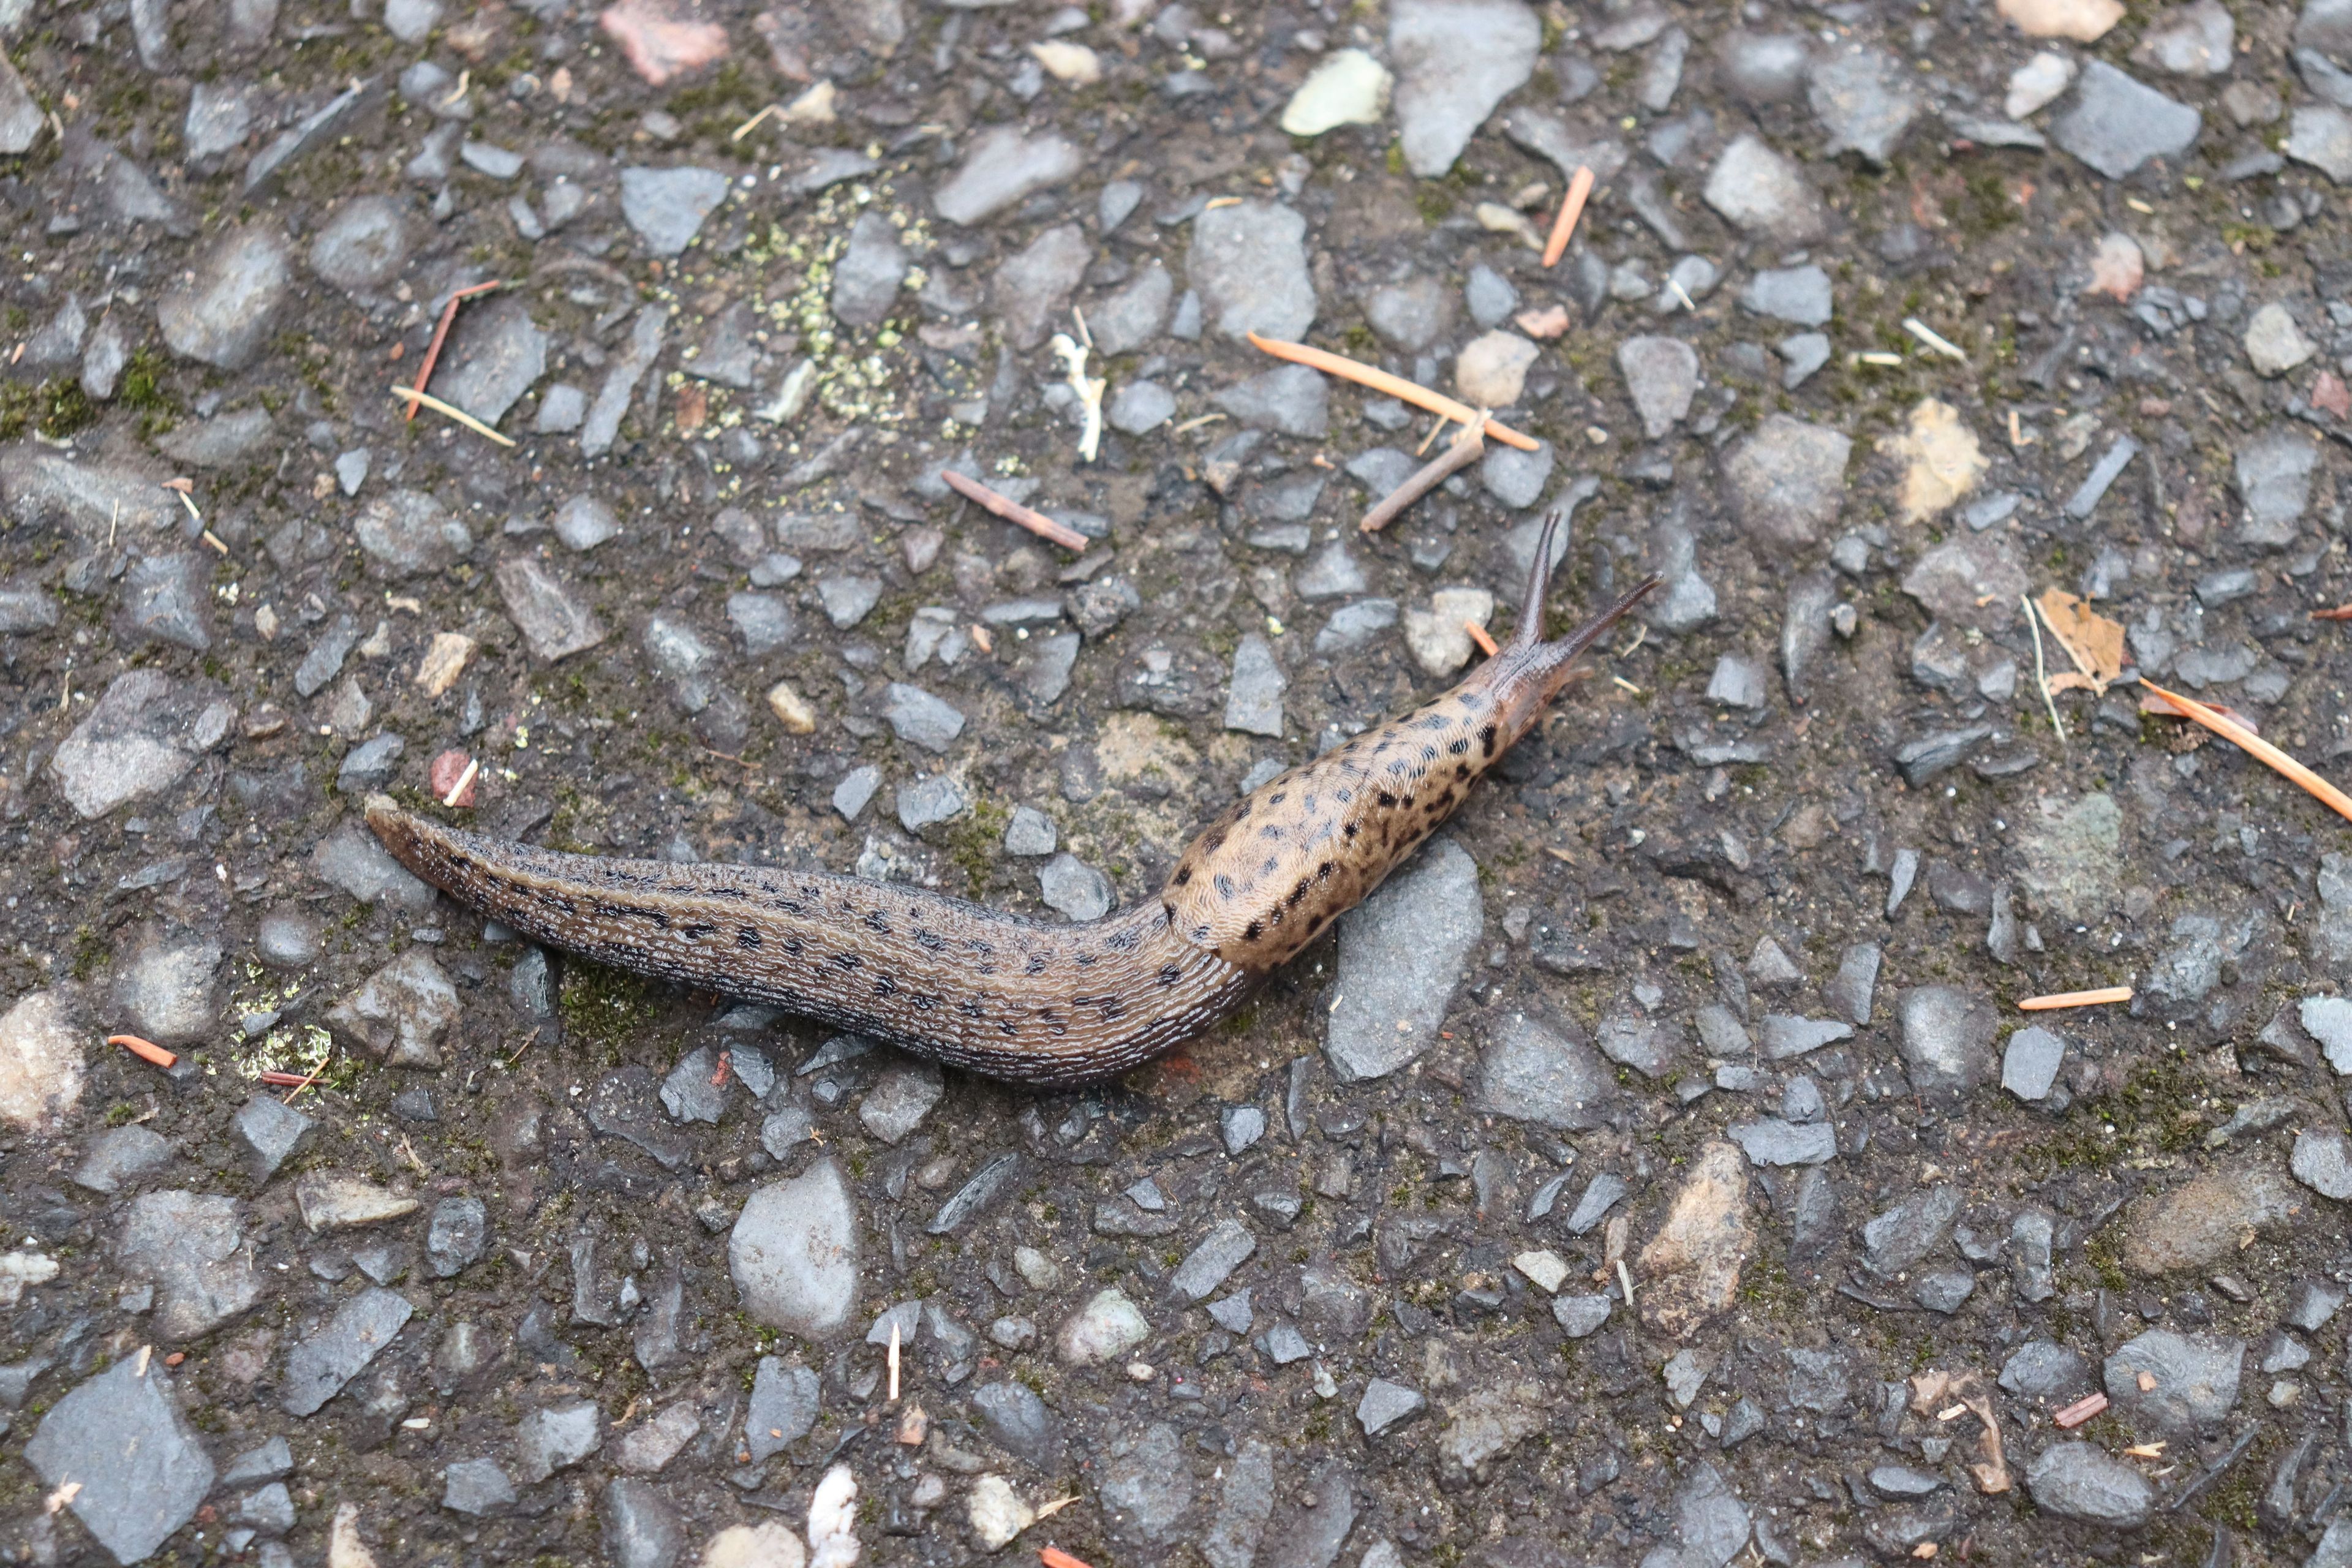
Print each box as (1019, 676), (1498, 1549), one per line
(366, 513), (1659, 1087)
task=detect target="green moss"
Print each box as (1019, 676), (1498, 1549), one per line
(942, 799), (1011, 897)
(0, 379), (99, 441)
(557, 963), (659, 1060)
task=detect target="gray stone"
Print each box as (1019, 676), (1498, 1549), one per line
(1618, 336), (1698, 439)
(1809, 46), (1918, 163)
(1476, 1013), (1613, 1130)
(1704, 134), (1828, 242)
(2002, 1025), (2067, 1102)
(282, 1286), (413, 1415)
(156, 405), (271, 468)
(1005, 805), (1057, 857)
(641, 612), (722, 713)
(832, 211), (908, 328)
(581, 305), (668, 459)
(1039, 853), (1112, 921)
(0, 46), (39, 153)
(859, 1058), (944, 1144)
(730, 1158), (860, 1337)
(1170, 1219), (1256, 1302)
(75, 1124), (172, 1194)
(515, 1400), (601, 1483)
(311, 819), (434, 910)
(2002, 1341), (2092, 1400)
(1101, 1422), (1193, 1543)
(1778, 332), (1831, 388)
(51, 669), (231, 820)
(1089, 262), (1173, 356)
(1758, 1015), (1853, 1059)
(896, 773), (969, 831)
(0, 579), (57, 632)
(1315, 598), (1398, 654)
(1566, 1173), (1627, 1234)
(118, 1189), (263, 1340)
(612, 1403), (700, 1475)
(972, 1379), (1063, 1472)
(2288, 104), (2352, 182)
(2294, 1128), (2352, 1199)
(2235, 429), (2319, 548)
(883, 682), (965, 752)
(832, 765), (881, 821)
(553, 495), (620, 553)
(935, 127), (1084, 225)
(443, 1457), (517, 1516)
(1202, 1439), (1274, 1568)
(356, 489), (470, 576)
(2104, 1330), (2243, 1431)
(1465, 263), (1518, 327)
(601, 1478), (683, 1568)
(24, 1358), (214, 1564)
(310, 195), (413, 295)
(2137, 0), (2234, 74)
(156, 224), (292, 369)
(1225, 633), (1286, 736)
(1357, 1379), (1425, 1436)
(432, 296), (545, 426)
(1741, 265), (1833, 326)
(1481, 440), (1554, 508)
(1861, 1185), (1959, 1276)
(326, 949), (461, 1069)
(1728, 1118), (1837, 1166)
(1367, 275), (1455, 352)
(1058, 1287), (1149, 1363)
(117, 552), (212, 651)
(110, 927), (221, 1046)
(497, 556), (606, 660)
(1722, 415), (1850, 546)
(235, 1095), (314, 1183)
(1389, 0), (1542, 176)
(295, 614), (361, 698)
(993, 222), (1090, 350)
(2050, 62), (2201, 179)
(1221, 1104), (1267, 1155)
(1188, 201), (1316, 341)
(816, 574), (881, 628)
(620, 165), (729, 255)
(2016, 794), (2122, 922)
(1898, 986), (1997, 1102)
(1716, 30), (1811, 103)
(427, 1196), (488, 1277)
(2028, 1442), (2152, 1528)
(1553, 1294), (1611, 1337)
(1215, 365), (1328, 437)
(1108, 380), (1175, 434)
(1327, 839), (1482, 1081)
(2245, 303), (2318, 376)
(1596, 1012), (1683, 1079)
(336, 733), (404, 794)
(745, 1358), (820, 1461)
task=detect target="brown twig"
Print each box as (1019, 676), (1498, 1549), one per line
(2053, 1392), (2108, 1430)
(940, 470), (1090, 551)
(1040, 1550), (1095, 1568)
(2313, 603), (2352, 621)
(1359, 418), (1485, 532)
(2141, 680), (2352, 826)
(1245, 332), (1539, 450)
(2019, 987), (2132, 1011)
(1541, 164), (1596, 268)
(407, 279), (502, 421)
(257, 1070), (312, 1087)
(108, 1033), (176, 1069)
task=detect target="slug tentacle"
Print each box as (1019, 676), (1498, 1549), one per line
(366, 506), (1654, 1086)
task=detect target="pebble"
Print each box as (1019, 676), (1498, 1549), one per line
(1704, 134), (1828, 242)
(1224, 633), (1286, 737)
(1706, 653), (1768, 707)
(1356, 1379), (1425, 1436)
(235, 1095), (314, 1184)
(1170, 1218), (1256, 1302)
(1740, 265), (1833, 326)
(2294, 1128), (2352, 1199)
(600, 1478), (683, 1568)
(442, 1457), (518, 1517)
(972, 1379), (1064, 1471)
(993, 223), (1089, 349)
(2105, 1329), (2243, 1431)
(1596, 1012), (1684, 1079)
(2049, 61), (2202, 179)
(745, 1358), (820, 1461)
(2236, 429), (2320, 542)
(1058, 1286), (1149, 1364)
(2027, 1442), (2153, 1528)
(619, 165), (729, 255)
(156, 224), (293, 369)
(882, 682), (965, 751)
(496, 556), (608, 661)
(311, 820), (434, 910)
(1214, 366), (1328, 437)
(75, 1123), (172, 1194)
(119, 1189), (263, 1339)
(1003, 805), (1058, 856)
(1457, 330), (1539, 407)
(1404, 587), (1495, 676)
(426, 1196), (488, 1277)
(282, 1286), (414, 1415)
(1389, 0), (1542, 176)
(2120, 1167), (2299, 1275)
(1635, 1139), (1754, 1337)
(1897, 986), (1997, 1101)
(24, 1358), (215, 1563)
(1039, 853), (1113, 920)
(2001, 1025), (2067, 1101)
(581, 305), (668, 458)
(1728, 1118), (1836, 1166)
(432, 298), (546, 426)
(860, 1058), (944, 1144)
(729, 1158), (860, 1336)
(110, 927), (222, 1046)
(1088, 262), (1172, 357)
(934, 127), (1084, 225)
(514, 1400), (603, 1483)
(2136, 0), (2234, 74)
(1810, 46), (1917, 164)
(1100, 1422), (1193, 1542)
(2288, 104), (2352, 181)
(2245, 302), (2317, 376)
(1188, 200), (1316, 343)
(50, 670), (231, 821)
(1617, 336), (1698, 438)
(325, 949), (461, 1069)
(1721, 414), (1851, 546)
(1475, 1012), (1613, 1129)
(1325, 839), (1482, 1081)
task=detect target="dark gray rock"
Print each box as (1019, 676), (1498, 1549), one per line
(1326, 839), (1482, 1081)
(934, 127), (1084, 225)
(600, 1478), (683, 1568)
(496, 556), (608, 661)
(118, 1189), (263, 1340)
(833, 210), (908, 327)
(24, 1358), (215, 1563)
(620, 165), (729, 255)
(2105, 1330), (2242, 1431)
(75, 1124), (172, 1194)
(427, 1196), (488, 1277)
(1188, 200), (1316, 341)
(745, 1357), (820, 1462)
(282, 1286), (413, 1415)
(993, 223), (1090, 350)
(1214, 365), (1329, 437)
(1476, 1012), (1613, 1130)
(235, 1095), (314, 1184)
(116, 551), (212, 652)
(311, 195), (414, 294)
(515, 1400), (602, 1482)
(1809, 46), (1917, 163)
(1389, 0), (1542, 176)
(1722, 415), (1850, 546)
(50, 669), (232, 820)
(443, 1457), (517, 1516)
(2050, 62), (2201, 179)
(156, 224), (292, 368)
(2029, 1442), (2152, 1527)
(356, 489), (470, 577)
(1704, 134), (1828, 242)
(973, 1379), (1064, 1472)
(1898, 987), (1997, 1101)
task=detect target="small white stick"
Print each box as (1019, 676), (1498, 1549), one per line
(1903, 317), (1968, 361)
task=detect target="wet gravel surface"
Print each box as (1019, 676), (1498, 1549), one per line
(10, 0), (2352, 1564)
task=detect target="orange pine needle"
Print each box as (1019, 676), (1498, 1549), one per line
(2140, 680), (2352, 826)
(2314, 603), (2352, 621)
(1541, 164), (1596, 268)
(1040, 1550), (1094, 1568)
(2018, 987), (2132, 1011)
(940, 470), (1090, 551)
(1465, 620), (1500, 657)
(1245, 332), (1540, 450)
(108, 1033), (177, 1068)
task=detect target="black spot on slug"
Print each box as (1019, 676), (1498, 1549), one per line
(737, 927), (762, 949)
(831, 951), (862, 971)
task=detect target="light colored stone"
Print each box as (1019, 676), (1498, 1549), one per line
(1635, 1138), (1754, 1337)
(1998, 0), (2122, 42)
(1281, 48), (1392, 136)
(0, 989), (84, 1133)
(1878, 399), (1988, 523)
(1404, 588), (1496, 677)
(1455, 331), (1539, 408)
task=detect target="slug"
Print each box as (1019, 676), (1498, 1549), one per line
(366, 512), (1658, 1087)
